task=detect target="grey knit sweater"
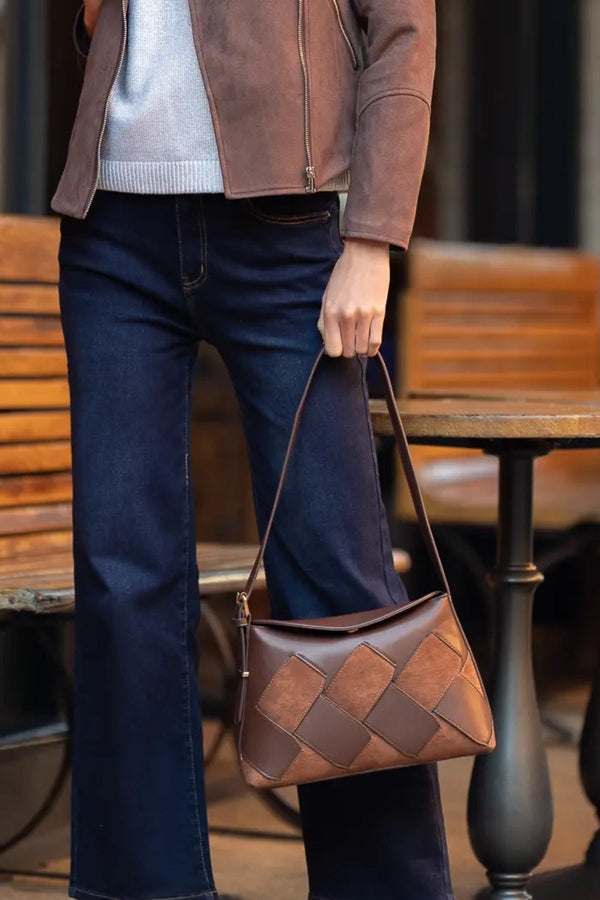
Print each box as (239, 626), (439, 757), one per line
(98, 0), (224, 193)
(98, 0), (347, 195)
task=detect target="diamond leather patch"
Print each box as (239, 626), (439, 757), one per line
(395, 634), (462, 709)
(436, 673), (493, 745)
(241, 708), (301, 779)
(296, 694), (371, 767)
(258, 655), (325, 732)
(365, 683), (440, 757)
(325, 643), (394, 720)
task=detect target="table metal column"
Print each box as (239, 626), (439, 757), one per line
(468, 448), (553, 899)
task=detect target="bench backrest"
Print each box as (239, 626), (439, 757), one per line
(0, 215), (71, 559)
(399, 240), (600, 394)
(394, 240), (600, 525)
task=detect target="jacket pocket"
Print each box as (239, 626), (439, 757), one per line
(329, 0), (359, 70)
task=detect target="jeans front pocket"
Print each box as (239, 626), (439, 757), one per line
(244, 191), (337, 226)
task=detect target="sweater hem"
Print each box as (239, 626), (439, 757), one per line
(98, 159), (225, 194)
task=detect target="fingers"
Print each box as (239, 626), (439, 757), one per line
(368, 314), (384, 357)
(318, 307), (343, 358)
(355, 311), (371, 356)
(319, 308), (383, 358)
(339, 311), (358, 358)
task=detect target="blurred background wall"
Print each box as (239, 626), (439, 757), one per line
(0, 0), (597, 252)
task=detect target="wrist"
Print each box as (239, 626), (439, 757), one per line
(343, 236), (390, 256)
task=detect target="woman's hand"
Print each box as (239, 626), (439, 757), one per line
(83, 0), (104, 37)
(318, 237), (390, 357)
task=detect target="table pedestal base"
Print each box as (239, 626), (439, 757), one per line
(467, 450), (554, 900)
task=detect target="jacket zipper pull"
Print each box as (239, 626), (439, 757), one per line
(305, 166), (317, 192)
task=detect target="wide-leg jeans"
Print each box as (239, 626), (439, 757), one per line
(58, 189), (454, 900)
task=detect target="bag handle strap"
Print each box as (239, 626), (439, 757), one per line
(237, 350), (450, 614)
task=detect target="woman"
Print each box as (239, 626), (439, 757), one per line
(53, 1), (453, 899)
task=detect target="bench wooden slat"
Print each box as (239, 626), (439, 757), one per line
(0, 570), (74, 589)
(0, 286), (60, 315)
(0, 412), (71, 443)
(0, 215), (60, 283)
(0, 473), (72, 508)
(420, 325), (596, 342)
(0, 317), (64, 346)
(0, 442), (71, 475)
(411, 241), (600, 293)
(414, 372), (598, 390)
(0, 379), (70, 409)
(0, 549), (74, 579)
(0, 529), (73, 559)
(419, 294), (597, 322)
(0, 349), (67, 377)
(0, 502), (71, 536)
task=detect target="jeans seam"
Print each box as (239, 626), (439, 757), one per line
(69, 888), (217, 900)
(185, 196), (208, 291)
(182, 350), (211, 887)
(175, 198), (207, 297)
(357, 356), (396, 606)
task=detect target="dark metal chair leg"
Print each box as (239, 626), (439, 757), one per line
(468, 450), (553, 899)
(580, 657), (600, 868)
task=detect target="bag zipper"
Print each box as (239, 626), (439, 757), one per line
(83, 0), (129, 217)
(329, 0), (359, 70)
(297, 0), (316, 192)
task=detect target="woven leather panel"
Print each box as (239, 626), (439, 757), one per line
(238, 595), (495, 788)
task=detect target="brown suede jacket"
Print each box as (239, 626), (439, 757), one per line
(51, 0), (436, 250)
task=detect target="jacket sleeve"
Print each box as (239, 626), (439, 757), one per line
(341, 0), (436, 250)
(73, 4), (92, 59)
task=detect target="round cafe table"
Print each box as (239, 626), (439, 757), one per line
(370, 392), (600, 900)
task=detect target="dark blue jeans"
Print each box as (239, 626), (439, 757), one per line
(58, 190), (454, 900)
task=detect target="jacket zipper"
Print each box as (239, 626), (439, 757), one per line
(297, 0), (316, 192)
(329, 0), (359, 69)
(83, 0), (129, 217)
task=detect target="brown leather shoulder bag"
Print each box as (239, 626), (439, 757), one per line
(234, 350), (495, 789)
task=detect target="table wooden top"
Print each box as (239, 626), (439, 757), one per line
(370, 390), (600, 445)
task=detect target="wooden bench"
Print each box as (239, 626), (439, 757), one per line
(393, 239), (600, 534)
